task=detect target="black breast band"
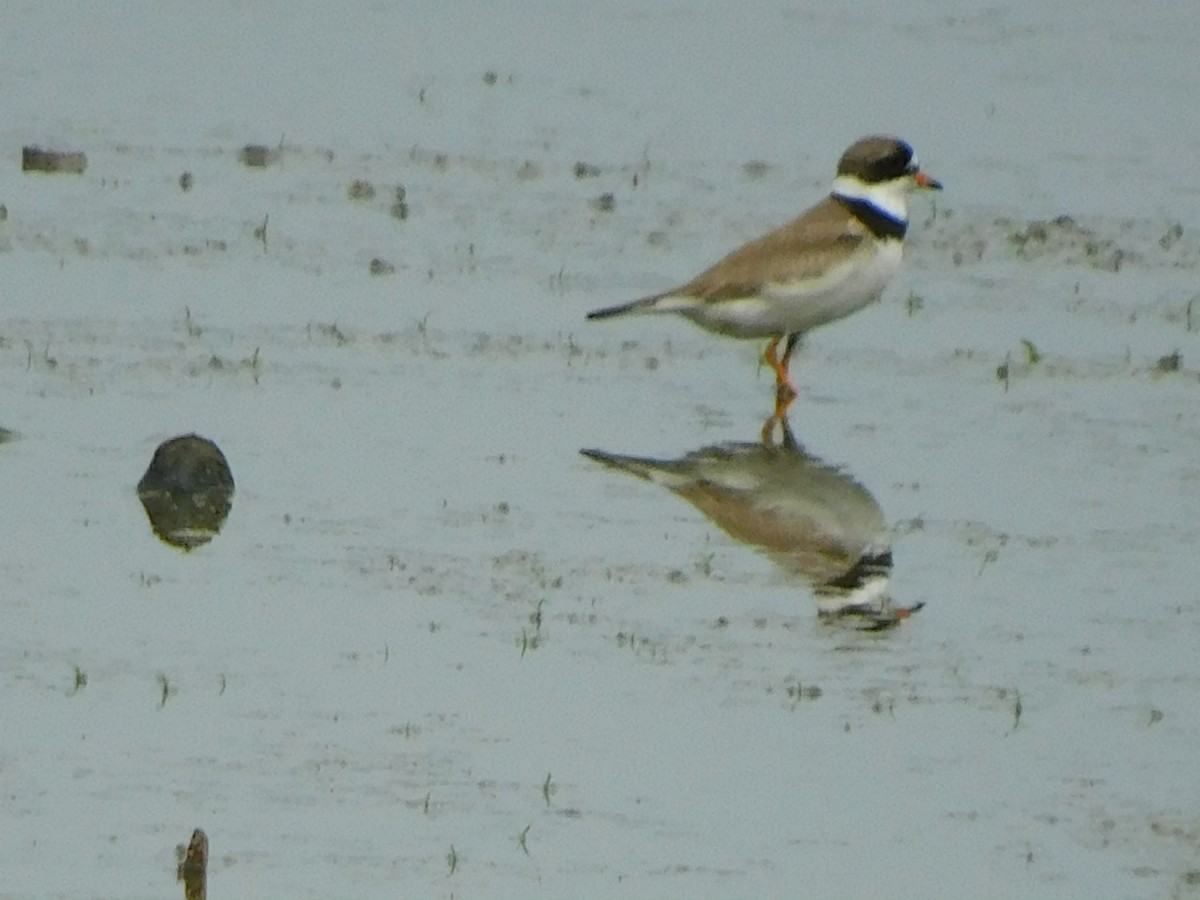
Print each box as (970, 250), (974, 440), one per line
(833, 195), (907, 240)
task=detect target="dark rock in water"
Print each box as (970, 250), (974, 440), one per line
(138, 435), (234, 550)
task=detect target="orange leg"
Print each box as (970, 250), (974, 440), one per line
(762, 336), (788, 386)
(763, 335), (798, 406)
(773, 386), (796, 420)
(768, 336), (796, 393)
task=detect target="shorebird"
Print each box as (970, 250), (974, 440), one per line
(587, 136), (941, 409)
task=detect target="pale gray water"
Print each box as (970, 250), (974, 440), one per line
(2, 1), (1199, 897)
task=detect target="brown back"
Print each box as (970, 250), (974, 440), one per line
(673, 197), (869, 302)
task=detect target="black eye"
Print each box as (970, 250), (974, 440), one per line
(879, 145), (913, 180)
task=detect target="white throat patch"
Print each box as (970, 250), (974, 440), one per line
(831, 174), (910, 225)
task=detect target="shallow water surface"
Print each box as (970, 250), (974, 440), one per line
(2, 1), (1200, 898)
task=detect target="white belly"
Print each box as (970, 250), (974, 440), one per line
(691, 239), (904, 338)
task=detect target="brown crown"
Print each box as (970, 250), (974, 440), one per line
(836, 136), (915, 183)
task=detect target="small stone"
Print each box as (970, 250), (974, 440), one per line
(238, 144), (279, 168)
(22, 146), (87, 174)
(1155, 351), (1182, 373)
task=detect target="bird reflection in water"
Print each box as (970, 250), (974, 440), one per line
(582, 412), (923, 631)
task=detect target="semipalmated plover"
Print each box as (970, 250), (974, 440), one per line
(587, 136), (941, 405)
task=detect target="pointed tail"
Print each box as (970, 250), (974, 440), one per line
(580, 447), (652, 474)
(580, 448), (691, 489)
(586, 293), (671, 321)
